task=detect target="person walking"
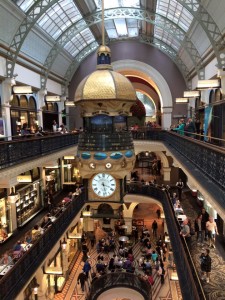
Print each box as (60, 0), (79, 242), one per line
(180, 218), (191, 248)
(200, 249), (212, 283)
(201, 208), (209, 242)
(83, 259), (91, 278)
(152, 220), (158, 238)
(176, 179), (184, 200)
(206, 216), (218, 248)
(77, 271), (87, 292)
(194, 214), (203, 245)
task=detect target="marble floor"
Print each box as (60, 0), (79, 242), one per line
(53, 201), (182, 300)
(180, 191), (225, 300)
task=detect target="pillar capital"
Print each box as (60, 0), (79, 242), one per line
(218, 69), (225, 96)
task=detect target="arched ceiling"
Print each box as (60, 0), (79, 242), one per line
(5, 0), (225, 89)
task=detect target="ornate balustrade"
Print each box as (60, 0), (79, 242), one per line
(126, 183), (206, 300)
(86, 272), (152, 300)
(0, 193), (85, 300)
(0, 133), (79, 170)
(163, 131), (225, 190)
(78, 131), (134, 151)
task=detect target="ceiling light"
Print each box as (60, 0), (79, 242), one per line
(183, 91), (200, 97)
(197, 79), (221, 89)
(65, 101), (76, 106)
(13, 86), (33, 94)
(175, 98), (189, 103)
(46, 95), (61, 102)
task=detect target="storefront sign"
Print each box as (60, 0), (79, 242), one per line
(17, 175), (32, 183)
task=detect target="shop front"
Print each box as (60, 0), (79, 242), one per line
(9, 167), (44, 228)
(0, 189), (12, 243)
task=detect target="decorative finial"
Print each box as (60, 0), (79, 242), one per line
(97, 0), (112, 69)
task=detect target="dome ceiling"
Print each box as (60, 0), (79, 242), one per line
(4, 0), (225, 88)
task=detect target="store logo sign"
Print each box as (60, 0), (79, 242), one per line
(17, 175), (32, 183)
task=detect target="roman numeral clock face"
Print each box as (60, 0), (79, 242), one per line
(92, 173), (116, 198)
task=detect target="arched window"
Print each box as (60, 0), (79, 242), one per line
(215, 89), (222, 102)
(209, 90), (215, 104)
(42, 102), (59, 131)
(10, 95), (37, 136)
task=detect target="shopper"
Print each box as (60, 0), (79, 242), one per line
(200, 249), (212, 283)
(206, 216), (218, 248)
(77, 271), (87, 292)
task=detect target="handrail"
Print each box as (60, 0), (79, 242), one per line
(86, 272), (152, 300)
(126, 183), (206, 300)
(0, 133), (79, 170)
(0, 193), (85, 300)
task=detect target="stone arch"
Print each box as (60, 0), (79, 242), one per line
(112, 60), (173, 129)
(123, 194), (163, 218)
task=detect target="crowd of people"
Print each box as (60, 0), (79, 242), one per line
(169, 187), (216, 284)
(76, 217), (170, 296)
(171, 117), (202, 138)
(0, 188), (83, 276)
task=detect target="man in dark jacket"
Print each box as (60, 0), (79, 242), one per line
(200, 249), (212, 283)
(77, 271), (87, 292)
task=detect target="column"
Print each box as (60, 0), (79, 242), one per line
(161, 106), (172, 130)
(123, 217), (132, 235)
(1, 78), (14, 139)
(163, 167), (171, 181)
(218, 69), (225, 96)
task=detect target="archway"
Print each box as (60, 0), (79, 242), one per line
(112, 60), (173, 129)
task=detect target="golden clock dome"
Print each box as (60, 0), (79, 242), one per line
(75, 69), (136, 102)
(74, 44), (136, 114)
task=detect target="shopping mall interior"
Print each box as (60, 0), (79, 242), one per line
(0, 1), (225, 300)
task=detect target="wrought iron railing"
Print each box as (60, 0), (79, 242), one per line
(78, 131), (134, 151)
(162, 131), (225, 190)
(86, 272), (152, 300)
(126, 183), (206, 300)
(0, 133), (79, 170)
(0, 193), (85, 300)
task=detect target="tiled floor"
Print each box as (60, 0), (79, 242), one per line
(53, 200), (182, 300)
(180, 191), (225, 300)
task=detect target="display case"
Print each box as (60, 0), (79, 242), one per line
(16, 183), (42, 227)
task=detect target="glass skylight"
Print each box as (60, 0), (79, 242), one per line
(64, 28), (95, 57)
(154, 26), (180, 51)
(136, 92), (156, 117)
(94, 0), (140, 39)
(156, 0), (194, 32)
(14, 0), (34, 12)
(37, 0), (82, 40)
(94, 0), (140, 9)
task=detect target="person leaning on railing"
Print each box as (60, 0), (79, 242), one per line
(172, 119), (185, 135)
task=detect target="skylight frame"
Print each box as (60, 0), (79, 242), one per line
(156, 0), (194, 33)
(64, 28), (96, 57)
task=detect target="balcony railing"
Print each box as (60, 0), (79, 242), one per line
(86, 272), (152, 300)
(126, 183), (206, 300)
(78, 131), (134, 151)
(0, 133), (79, 170)
(0, 193), (85, 300)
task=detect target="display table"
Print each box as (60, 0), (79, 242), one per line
(0, 264), (13, 276)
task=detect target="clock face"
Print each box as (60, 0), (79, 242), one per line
(92, 173), (116, 198)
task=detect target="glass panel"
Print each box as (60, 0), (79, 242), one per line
(156, 0), (194, 32)
(154, 26), (180, 50)
(37, 0), (83, 40)
(136, 92), (156, 117)
(14, 0), (34, 12)
(10, 95), (19, 107)
(64, 28), (95, 57)
(20, 111), (28, 126)
(94, 0), (140, 9)
(20, 96), (28, 108)
(114, 19), (128, 37)
(28, 97), (36, 109)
